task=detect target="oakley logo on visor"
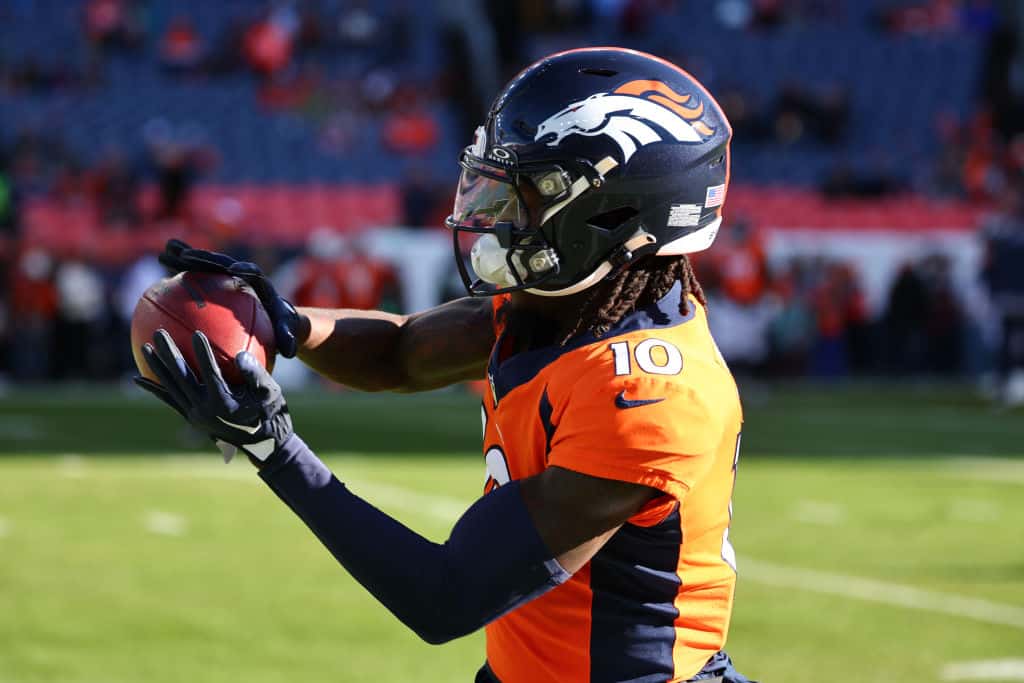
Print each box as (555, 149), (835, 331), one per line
(490, 147), (512, 160)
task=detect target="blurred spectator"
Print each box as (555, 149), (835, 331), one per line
(775, 83), (850, 146)
(8, 249), (58, 381)
(884, 262), (931, 375)
(381, 94), (441, 156)
(981, 25), (1023, 139)
(981, 188), (1024, 404)
(291, 229), (399, 311)
(809, 260), (867, 377)
(920, 253), (965, 374)
(707, 220), (769, 306)
(90, 148), (140, 228)
(766, 262), (816, 375)
(243, 4), (301, 77)
(53, 261), (107, 379)
(83, 0), (144, 52)
(836, 264), (872, 373)
(143, 120), (216, 220)
(160, 17), (204, 72)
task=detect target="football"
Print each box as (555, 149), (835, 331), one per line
(131, 272), (276, 386)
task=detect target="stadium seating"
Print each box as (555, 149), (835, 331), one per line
(0, 1), (984, 187)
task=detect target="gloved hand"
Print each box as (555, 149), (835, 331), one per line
(134, 329), (294, 464)
(159, 239), (301, 358)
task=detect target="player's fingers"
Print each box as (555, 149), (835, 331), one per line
(232, 267), (283, 319)
(275, 320), (297, 359)
(158, 238), (193, 271)
(141, 343), (192, 411)
(152, 330), (202, 406)
(164, 238), (191, 257)
(227, 261), (261, 278)
(263, 296), (299, 359)
(235, 351), (272, 397)
(191, 331), (232, 399)
(180, 248), (236, 273)
(133, 376), (187, 418)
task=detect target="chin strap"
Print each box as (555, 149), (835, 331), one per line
(527, 216), (723, 298)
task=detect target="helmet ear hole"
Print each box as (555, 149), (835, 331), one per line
(587, 206), (639, 232)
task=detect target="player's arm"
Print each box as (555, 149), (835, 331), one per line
(258, 436), (659, 643)
(295, 296), (495, 392)
(156, 240), (495, 392)
(138, 333), (658, 644)
(518, 465), (661, 573)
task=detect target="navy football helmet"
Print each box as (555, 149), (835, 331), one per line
(447, 47), (733, 297)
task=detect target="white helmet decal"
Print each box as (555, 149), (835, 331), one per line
(534, 79), (715, 163)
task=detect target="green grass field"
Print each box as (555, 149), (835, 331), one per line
(1, 385), (1022, 682)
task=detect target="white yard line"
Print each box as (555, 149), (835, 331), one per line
(153, 460), (467, 519)
(941, 659), (1024, 681)
(742, 559), (1024, 631)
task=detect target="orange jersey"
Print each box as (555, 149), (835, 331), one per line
(480, 285), (743, 682)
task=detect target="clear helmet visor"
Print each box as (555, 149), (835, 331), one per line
(450, 166), (528, 231)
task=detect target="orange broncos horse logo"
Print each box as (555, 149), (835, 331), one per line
(534, 79), (716, 162)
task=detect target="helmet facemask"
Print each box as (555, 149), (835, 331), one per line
(447, 146), (586, 296)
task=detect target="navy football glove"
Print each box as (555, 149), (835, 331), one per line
(159, 239), (300, 358)
(134, 329), (294, 464)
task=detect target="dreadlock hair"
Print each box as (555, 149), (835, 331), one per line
(561, 254), (705, 345)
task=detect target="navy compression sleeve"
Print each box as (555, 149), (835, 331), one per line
(258, 435), (570, 644)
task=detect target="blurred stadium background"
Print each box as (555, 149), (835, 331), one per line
(1, 1), (1023, 682)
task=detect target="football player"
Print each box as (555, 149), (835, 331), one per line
(137, 47), (756, 683)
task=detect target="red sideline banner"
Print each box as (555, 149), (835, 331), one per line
(9, 184), (988, 265)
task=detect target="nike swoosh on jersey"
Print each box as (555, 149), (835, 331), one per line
(217, 416), (262, 434)
(614, 390), (665, 409)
